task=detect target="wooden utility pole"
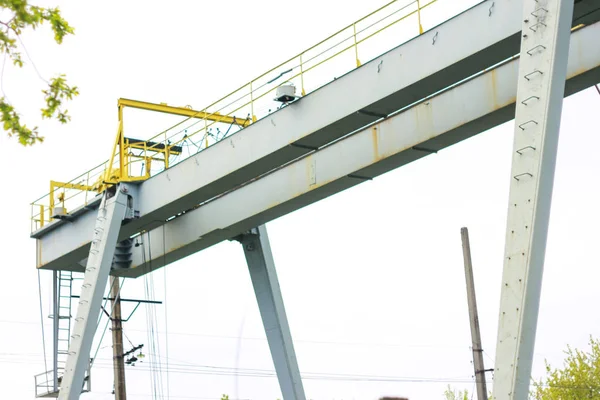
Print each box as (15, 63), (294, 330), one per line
(460, 227), (487, 400)
(110, 276), (127, 400)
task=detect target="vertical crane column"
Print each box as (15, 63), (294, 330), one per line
(59, 186), (130, 400)
(239, 225), (306, 400)
(492, 1), (573, 399)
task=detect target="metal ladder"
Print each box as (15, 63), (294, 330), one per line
(56, 271), (82, 379)
(34, 271), (82, 398)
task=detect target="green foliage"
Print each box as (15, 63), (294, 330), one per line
(0, 0), (77, 145)
(0, 96), (39, 144)
(41, 74), (78, 123)
(532, 336), (600, 400)
(220, 395), (229, 400)
(444, 385), (469, 400)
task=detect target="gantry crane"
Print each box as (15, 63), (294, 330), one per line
(29, 0), (600, 399)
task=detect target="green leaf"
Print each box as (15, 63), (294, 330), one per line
(532, 336), (600, 400)
(40, 74), (79, 125)
(0, 96), (42, 145)
(0, 1), (77, 145)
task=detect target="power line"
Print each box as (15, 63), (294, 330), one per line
(124, 328), (468, 349)
(36, 270), (49, 390)
(163, 229), (171, 400)
(2, 355), (600, 393)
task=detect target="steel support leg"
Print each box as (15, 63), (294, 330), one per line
(239, 225), (306, 400)
(492, 1), (574, 399)
(59, 186), (130, 400)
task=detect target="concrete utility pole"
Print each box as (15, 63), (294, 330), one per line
(461, 227), (487, 400)
(110, 276), (127, 400)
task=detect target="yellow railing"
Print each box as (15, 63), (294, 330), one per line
(31, 161), (108, 232)
(30, 0), (450, 232)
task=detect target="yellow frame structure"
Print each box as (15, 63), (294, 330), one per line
(104, 98), (250, 186)
(47, 98), (250, 218)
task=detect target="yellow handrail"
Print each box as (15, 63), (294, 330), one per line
(31, 0), (449, 232)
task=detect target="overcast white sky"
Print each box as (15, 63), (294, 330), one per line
(1, 0), (599, 399)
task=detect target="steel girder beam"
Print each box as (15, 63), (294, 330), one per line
(34, 0), (600, 270)
(108, 20), (600, 278)
(34, 19), (600, 277)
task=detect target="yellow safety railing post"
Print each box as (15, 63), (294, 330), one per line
(144, 142), (149, 178)
(118, 105), (125, 180)
(353, 24), (361, 67)
(417, 0), (424, 34)
(49, 181), (55, 216)
(250, 81), (255, 121)
(164, 129), (169, 168)
(39, 205), (45, 227)
(204, 115), (208, 149)
(146, 157), (152, 178)
(300, 54), (306, 96)
(85, 171), (90, 205)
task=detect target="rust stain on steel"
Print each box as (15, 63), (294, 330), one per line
(36, 239), (42, 268)
(490, 68), (499, 109)
(372, 125), (380, 161)
(489, 68), (517, 110)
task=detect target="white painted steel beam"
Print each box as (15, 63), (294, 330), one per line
(239, 226), (306, 400)
(35, 18), (600, 277)
(33, 0), (600, 273)
(58, 187), (129, 400)
(492, 0), (574, 399)
(110, 20), (600, 278)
